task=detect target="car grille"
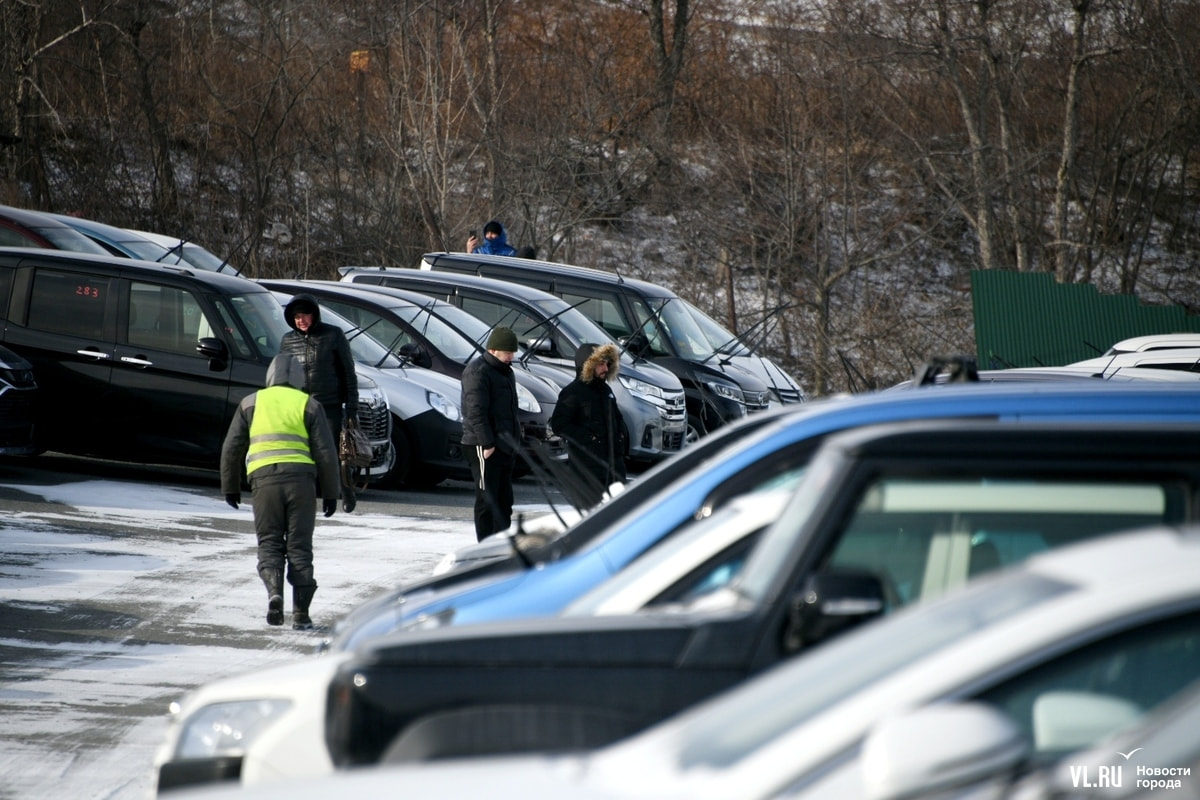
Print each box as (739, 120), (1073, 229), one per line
(660, 392), (686, 423)
(662, 430), (685, 451)
(355, 404), (392, 468)
(744, 391), (771, 414)
(776, 387), (803, 404)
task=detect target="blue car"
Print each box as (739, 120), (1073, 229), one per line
(325, 381), (1200, 650)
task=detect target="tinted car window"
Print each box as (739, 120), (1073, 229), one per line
(0, 227), (34, 247)
(0, 267), (11, 320)
(217, 292), (289, 358)
(559, 289), (632, 340)
(29, 268), (113, 337)
(127, 282), (216, 354)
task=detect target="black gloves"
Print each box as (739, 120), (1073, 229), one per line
(323, 498), (337, 517)
(225, 493), (240, 509)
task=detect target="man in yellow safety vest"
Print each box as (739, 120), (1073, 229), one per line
(220, 352), (340, 629)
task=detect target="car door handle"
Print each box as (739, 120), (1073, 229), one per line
(76, 349), (112, 360)
(120, 355), (154, 366)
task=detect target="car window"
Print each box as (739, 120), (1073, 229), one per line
(676, 572), (1073, 768)
(683, 299), (752, 356)
(559, 289), (632, 341)
(0, 226), (39, 247)
(823, 479), (1172, 609)
(29, 268), (113, 338)
(126, 281), (216, 355)
(0, 267), (12, 321)
(216, 292), (291, 359)
(976, 610), (1200, 762)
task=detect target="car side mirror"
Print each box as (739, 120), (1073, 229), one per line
(784, 569), (885, 652)
(622, 332), (650, 358)
(525, 338), (554, 356)
(861, 703), (1029, 800)
(397, 343), (433, 369)
(196, 337), (228, 370)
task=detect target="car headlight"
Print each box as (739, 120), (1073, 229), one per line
(355, 375), (387, 408)
(426, 390), (461, 421)
(516, 382), (540, 413)
(174, 699), (293, 759)
(704, 380), (745, 404)
(618, 375), (665, 402)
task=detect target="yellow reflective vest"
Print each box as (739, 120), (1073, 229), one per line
(246, 385), (316, 474)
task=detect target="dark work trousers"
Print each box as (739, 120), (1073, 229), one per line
(322, 403), (344, 443)
(465, 445), (515, 541)
(252, 477), (318, 589)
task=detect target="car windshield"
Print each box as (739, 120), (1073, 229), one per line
(563, 469), (805, 617)
(682, 299), (753, 357)
(394, 299), (521, 363)
(631, 296), (718, 361)
(315, 304), (403, 368)
(659, 571), (1072, 769)
(121, 240), (173, 262)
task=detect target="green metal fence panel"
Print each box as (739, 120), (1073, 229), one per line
(972, 270), (1200, 368)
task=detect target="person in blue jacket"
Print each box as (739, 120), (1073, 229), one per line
(466, 220), (517, 256)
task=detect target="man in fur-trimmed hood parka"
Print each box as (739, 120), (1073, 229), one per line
(550, 343), (628, 509)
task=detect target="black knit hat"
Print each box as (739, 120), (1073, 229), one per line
(486, 326), (519, 352)
(483, 220), (503, 236)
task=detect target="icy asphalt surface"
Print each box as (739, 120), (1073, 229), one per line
(0, 453), (557, 800)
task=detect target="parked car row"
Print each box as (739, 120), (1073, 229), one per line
(338, 267), (689, 461)
(153, 378), (1200, 798)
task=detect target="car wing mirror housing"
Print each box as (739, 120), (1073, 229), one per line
(397, 343), (433, 369)
(196, 337), (229, 370)
(784, 569), (885, 652)
(861, 702), (1029, 800)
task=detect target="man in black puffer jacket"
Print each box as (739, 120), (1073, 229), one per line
(461, 326), (522, 541)
(280, 293), (359, 511)
(550, 342), (628, 509)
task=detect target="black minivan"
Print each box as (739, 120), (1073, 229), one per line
(419, 252), (800, 438)
(0, 247), (383, 469)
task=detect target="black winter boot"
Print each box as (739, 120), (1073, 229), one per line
(260, 568), (284, 626)
(292, 584), (317, 630)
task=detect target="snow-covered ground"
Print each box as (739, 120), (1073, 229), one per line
(0, 472), (541, 800)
